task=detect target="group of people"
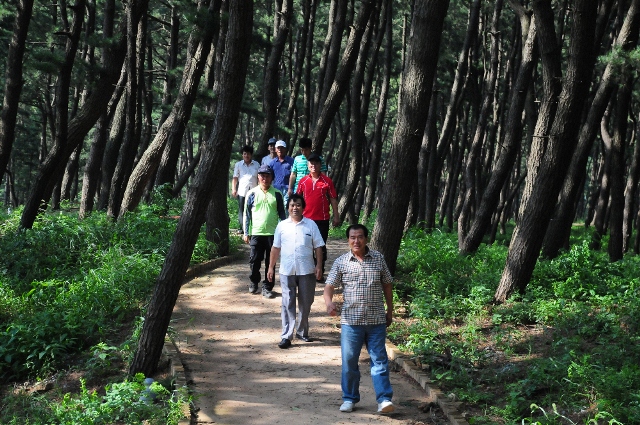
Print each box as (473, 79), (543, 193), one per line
(231, 137), (396, 414)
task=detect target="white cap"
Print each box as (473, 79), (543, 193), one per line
(275, 140), (287, 148)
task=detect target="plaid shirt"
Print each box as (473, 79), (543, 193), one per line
(326, 248), (393, 326)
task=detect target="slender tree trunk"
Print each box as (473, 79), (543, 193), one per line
(0, 0), (35, 179)
(623, 113), (640, 252)
(370, 0), (449, 274)
(130, 0), (253, 377)
(592, 111), (613, 250)
(458, 9), (538, 254)
(310, 0), (375, 153)
(120, 0), (221, 216)
(495, 0), (597, 302)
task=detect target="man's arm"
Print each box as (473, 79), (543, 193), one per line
(323, 284), (337, 316)
(382, 282), (393, 327)
(275, 191), (286, 220)
(330, 196), (341, 227)
(267, 246), (281, 282)
(232, 176), (239, 198)
(288, 171), (297, 196)
(314, 247), (323, 280)
(243, 194), (253, 243)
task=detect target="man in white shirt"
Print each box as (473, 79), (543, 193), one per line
(267, 194), (325, 349)
(232, 145), (260, 230)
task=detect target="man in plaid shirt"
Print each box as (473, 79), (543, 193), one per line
(323, 224), (395, 414)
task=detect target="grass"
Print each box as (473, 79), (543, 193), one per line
(388, 227), (640, 424)
(0, 195), (241, 424)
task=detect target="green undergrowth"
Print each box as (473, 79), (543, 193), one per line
(390, 228), (640, 424)
(0, 196), (240, 423)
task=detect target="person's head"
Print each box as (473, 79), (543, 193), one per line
(307, 153), (322, 176)
(241, 145), (254, 163)
(287, 193), (306, 220)
(257, 165), (273, 189)
(346, 224), (368, 256)
(299, 137), (312, 156)
(275, 140), (287, 159)
(267, 138), (276, 154)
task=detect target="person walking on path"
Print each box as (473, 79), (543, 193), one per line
(269, 140), (294, 214)
(287, 137), (327, 196)
(296, 152), (341, 278)
(243, 165), (286, 298)
(323, 224), (395, 414)
(267, 194), (324, 349)
(261, 137), (277, 165)
(232, 145), (260, 230)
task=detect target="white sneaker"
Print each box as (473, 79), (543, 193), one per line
(339, 401), (354, 412)
(377, 400), (395, 414)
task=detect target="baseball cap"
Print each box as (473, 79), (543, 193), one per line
(275, 140), (287, 148)
(268, 138), (277, 145)
(257, 165), (273, 174)
(307, 153), (321, 162)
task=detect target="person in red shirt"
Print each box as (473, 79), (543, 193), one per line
(296, 152), (341, 280)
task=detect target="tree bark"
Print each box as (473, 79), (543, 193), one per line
(495, 0), (598, 302)
(129, 0), (253, 377)
(370, 0), (450, 274)
(120, 0), (221, 216)
(0, 0), (35, 180)
(623, 112), (640, 253)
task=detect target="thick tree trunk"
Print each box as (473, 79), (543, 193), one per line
(120, 0), (220, 216)
(129, 0), (253, 377)
(370, 0), (449, 274)
(495, 0), (597, 302)
(0, 0), (34, 180)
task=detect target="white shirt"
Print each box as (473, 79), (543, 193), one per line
(233, 160), (260, 196)
(273, 217), (325, 276)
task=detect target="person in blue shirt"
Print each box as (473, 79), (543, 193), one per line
(269, 140), (294, 215)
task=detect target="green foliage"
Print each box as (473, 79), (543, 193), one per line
(392, 229), (640, 424)
(0, 374), (189, 425)
(0, 207), (219, 381)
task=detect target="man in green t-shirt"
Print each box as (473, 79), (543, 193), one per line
(287, 137), (327, 197)
(244, 165), (286, 298)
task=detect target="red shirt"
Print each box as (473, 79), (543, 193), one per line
(296, 174), (337, 221)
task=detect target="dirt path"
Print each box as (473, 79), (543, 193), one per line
(171, 239), (447, 424)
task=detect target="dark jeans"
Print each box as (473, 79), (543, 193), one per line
(249, 235), (274, 290)
(237, 196), (246, 230)
(313, 220), (329, 273)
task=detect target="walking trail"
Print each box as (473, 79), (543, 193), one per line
(170, 239), (447, 424)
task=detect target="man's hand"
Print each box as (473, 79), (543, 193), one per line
(326, 301), (338, 316)
(232, 189), (238, 198)
(267, 267), (275, 282)
(332, 216), (342, 228)
(315, 266), (323, 281)
(385, 309), (393, 327)
(243, 235), (249, 244)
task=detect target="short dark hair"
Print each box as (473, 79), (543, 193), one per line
(299, 137), (312, 148)
(241, 145), (254, 154)
(288, 193), (306, 209)
(346, 223), (368, 238)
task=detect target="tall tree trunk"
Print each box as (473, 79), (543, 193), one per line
(623, 112), (640, 252)
(120, 0), (221, 216)
(310, 0), (375, 153)
(542, 0), (639, 258)
(370, 0), (449, 274)
(495, 0), (597, 302)
(258, 0), (293, 156)
(458, 0), (503, 243)
(283, 0), (310, 130)
(301, 0), (317, 136)
(129, 0), (253, 377)
(607, 76), (632, 261)
(458, 8), (538, 254)
(0, 0), (34, 180)
(592, 111), (614, 250)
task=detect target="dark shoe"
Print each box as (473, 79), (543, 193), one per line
(249, 282), (258, 293)
(278, 338), (291, 349)
(297, 335), (312, 342)
(262, 288), (275, 298)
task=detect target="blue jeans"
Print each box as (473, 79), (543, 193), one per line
(340, 323), (393, 404)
